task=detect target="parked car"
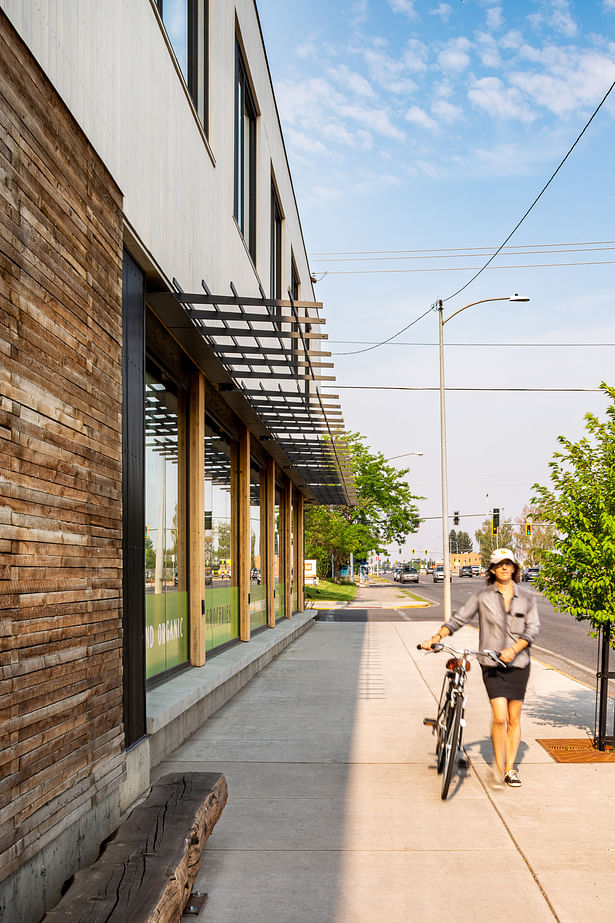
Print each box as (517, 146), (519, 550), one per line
(471, 565), (480, 577)
(400, 565), (419, 584)
(459, 565), (473, 577)
(250, 568), (261, 584)
(523, 566), (541, 582)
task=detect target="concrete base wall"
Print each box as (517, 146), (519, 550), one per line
(0, 793), (121, 923)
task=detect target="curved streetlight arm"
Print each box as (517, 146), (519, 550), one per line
(443, 296), (525, 326)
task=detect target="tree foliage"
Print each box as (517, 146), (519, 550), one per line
(532, 383), (615, 629)
(304, 433), (422, 578)
(512, 504), (554, 566)
(449, 529), (473, 553)
(474, 517), (514, 568)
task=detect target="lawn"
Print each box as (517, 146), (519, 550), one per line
(304, 579), (357, 602)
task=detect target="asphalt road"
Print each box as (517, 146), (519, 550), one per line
(385, 574), (604, 689)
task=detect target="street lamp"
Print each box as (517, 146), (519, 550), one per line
(385, 450), (423, 461)
(438, 294), (529, 621)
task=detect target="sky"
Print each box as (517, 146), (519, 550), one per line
(255, 0), (615, 561)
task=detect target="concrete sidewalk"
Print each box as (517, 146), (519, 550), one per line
(154, 616), (614, 922)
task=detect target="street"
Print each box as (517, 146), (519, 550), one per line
(381, 573), (602, 688)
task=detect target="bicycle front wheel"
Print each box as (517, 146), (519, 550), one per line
(441, 697), (463, 800)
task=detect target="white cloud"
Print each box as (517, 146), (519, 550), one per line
(404, 39), (429, 73)
(437, 37), (472, 73)
(388, 0), (418, 19)
(404, 105), (439, 132)
(468, 76), (536, 122)
(511, 47), (615, 116)
(296, 39), (317, 61)
(432, 99), (462, 123)
(339, 101), (406, 140)
(529, 0), (578, 38)
(475, 31), (501, 68)
(430, 4), (453, 22)
(486, 6), (503, 31)
(329, 65), (376, 99)
(363, 48), (419, 94)
(604, 0), (615, 10)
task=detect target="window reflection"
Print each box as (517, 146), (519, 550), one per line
(274, 482), (284, 620)
(249, 464), (267, 629)
(204, 418), (238, 649)
(145, 370), (188, 679)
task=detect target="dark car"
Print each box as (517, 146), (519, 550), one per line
(400, 565), (419, 584)
(459, 565), (473, 577)
(523, 566), (540, 582)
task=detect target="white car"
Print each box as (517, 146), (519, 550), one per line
(400, 566), (419, 584)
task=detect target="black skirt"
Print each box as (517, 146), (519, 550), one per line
(481, 662), (530, 701)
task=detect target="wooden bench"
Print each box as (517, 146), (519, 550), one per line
(44, 772), (228, 922)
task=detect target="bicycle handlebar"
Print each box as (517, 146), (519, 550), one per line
(416, 641), (506, 667)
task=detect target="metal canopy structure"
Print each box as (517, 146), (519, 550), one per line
(147, 283), (356, 506)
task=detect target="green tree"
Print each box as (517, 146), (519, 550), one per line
(532, 383), (615, 634)
(475, 517), (514, 568)
(457, 530), (473, 553)
(513, 503), (554, 566)
(305, 433), (422, 579)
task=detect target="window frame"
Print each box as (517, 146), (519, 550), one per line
(234, 42), (257, 261)
(156, 0), (209, 135)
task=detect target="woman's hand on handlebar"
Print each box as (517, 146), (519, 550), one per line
(420, 634), (443, 650)
(498, 645), (517, 664)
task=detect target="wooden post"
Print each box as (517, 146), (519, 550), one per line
(284, 477), (292, 619)
(266, 458), (276, 627)
(295, 492), (305, 611)
(189, 372), (206, 666)
(238, 426), (251, 641)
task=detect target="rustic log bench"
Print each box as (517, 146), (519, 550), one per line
(44, 772), (228, 922)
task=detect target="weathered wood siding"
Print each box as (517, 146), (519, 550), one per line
(0, 10), (125, 882)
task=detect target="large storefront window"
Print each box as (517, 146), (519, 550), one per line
(249, 464), (267, 630)
(145, 368), (189, 680)
(204, 417), (239, 649)
(274, 482), (284, 620)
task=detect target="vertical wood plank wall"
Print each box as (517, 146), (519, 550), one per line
(0, 13), (125, 882)
(189, 372), (206, 665)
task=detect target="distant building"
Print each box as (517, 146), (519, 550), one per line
(0, 2), (354, 918)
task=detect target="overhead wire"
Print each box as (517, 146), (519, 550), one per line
(329, 77), (615, 357)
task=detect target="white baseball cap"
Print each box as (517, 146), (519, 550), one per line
(489, 547), (517, 566)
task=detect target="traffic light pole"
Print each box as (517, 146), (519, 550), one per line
(438, 301), (452, 622)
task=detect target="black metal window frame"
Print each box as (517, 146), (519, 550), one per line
(155, 0), (209, 135)
(234, 41), (257, 261)
(270, 181), (283, 302)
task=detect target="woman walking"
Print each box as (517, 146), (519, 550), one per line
(421, 548), (540, 786)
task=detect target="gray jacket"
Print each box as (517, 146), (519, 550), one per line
(442, 582), (540, 668)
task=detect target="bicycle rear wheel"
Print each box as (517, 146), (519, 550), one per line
(435, 677), (452, 774)
(441, 697), (463, 800)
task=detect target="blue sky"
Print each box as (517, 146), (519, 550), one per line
(256, 0), (615, 560)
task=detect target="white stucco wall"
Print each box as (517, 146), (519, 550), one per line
(0, 0), (315, 303)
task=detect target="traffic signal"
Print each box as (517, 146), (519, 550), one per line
(492, 508), (500, 536)
(526, 519), (532, 537)
(453, 511), (459, 525)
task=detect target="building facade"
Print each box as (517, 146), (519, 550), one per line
(0, 3), (353, 918)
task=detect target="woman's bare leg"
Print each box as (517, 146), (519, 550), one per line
(505, 699), (523, 772)
(489, 697), (508, 776)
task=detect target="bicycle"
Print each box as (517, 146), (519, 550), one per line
(417, 642), (505, 800)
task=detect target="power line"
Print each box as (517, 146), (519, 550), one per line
(321, 258), (615, 275)
(323, 385), (603, 392)
(329, 340), (615, 348)
(331, 304), (433, 357)
(313, 245), (615, 263)
(310, 239), (615, 257)
(443, 77), (615, 304)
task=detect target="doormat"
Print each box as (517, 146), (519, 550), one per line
(536, 738), (615, 763)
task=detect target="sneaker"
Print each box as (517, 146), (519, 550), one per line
(504, 769), (522, 787)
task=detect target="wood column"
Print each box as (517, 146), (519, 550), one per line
(295, 492), (305, 611)
(284, 477), (293, 619)
(189, 371), (206, 666)
(266, 458), (276, 627)
(238, 426), (251, 641)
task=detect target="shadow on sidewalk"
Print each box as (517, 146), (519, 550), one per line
(523, 688), (594, 733)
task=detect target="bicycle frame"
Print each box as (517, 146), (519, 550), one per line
(421, 642), (504, 799)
